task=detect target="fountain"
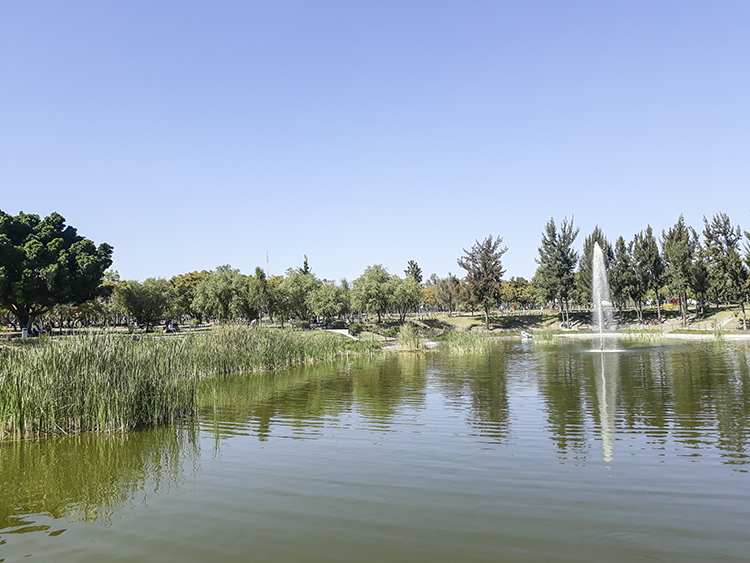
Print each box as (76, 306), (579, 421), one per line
(592, 242), (614, 350)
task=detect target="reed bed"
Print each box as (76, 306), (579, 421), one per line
(439, 330), (494, 354)
(397, 323), (424, 352)
(620, 327), (664, 343)
(0, 326), (380, 441)
(532, 327), (555, 343)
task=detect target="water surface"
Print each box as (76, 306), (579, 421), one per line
(2, 338), (749, 562)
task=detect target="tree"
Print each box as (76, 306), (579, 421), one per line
(510, 277), (537, 310)
(119, 278), (175, 332)
(703, 213), (748, 329)
(248, 267), (271, 321)
(534, 218), (579, 328)
(351, 265), (392, 322)
(192, 265), (253, 322)
(662, 216), (698, 325)
(457, 235), (508, 330)
(404, 260), (423, 284)
(280, 269), (321, 321)
(610, 236), (647, 320)
(632, 225), (665, 321)
(0, 210), (113, 329)
(435, 273), (461, 316)
(307, 280), (350, 322)
(390, 275), (422, 322)
(170, 270), (211, 322)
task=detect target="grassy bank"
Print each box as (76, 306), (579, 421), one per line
(0, 326), (380, 441)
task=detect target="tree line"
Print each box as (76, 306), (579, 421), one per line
(2, 209), (749, 332)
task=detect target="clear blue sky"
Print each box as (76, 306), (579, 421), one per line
(2, 1), (748, 282)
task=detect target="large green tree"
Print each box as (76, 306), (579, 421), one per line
(457, 235), (508, 330)
(662, 215), (698, 325)
(534, 218), (579, 328)
(170, 270), (211, 322)
(352, 265), (392, 322)
(307, 280), (350, 322)
(435, 273), (461, 316)
(280, 268), (321, 321)
(119, 278), (175, 332)
(390, 275), (422, 322)
(192, 265), (253, 322)
(703, 213), (748, 329)
(0, 210), (113, 329)
(632, 225), (665, 321)
(404, 260), (423, 284)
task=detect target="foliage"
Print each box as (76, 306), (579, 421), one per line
(609, 236), (647, 319)
(118, 278), (175, 332)
(457, 235), (508, 330)
(352, 265), (392, 322)
(632, 225), (665, 321)
(390, 275), (422, 322)
(170, 270), (211, 321)
(348, 322), (365, 336)
(0, 326), (382, 440)
(0, 210), (113, 328)
(662, 215), (698, 325)
(307, 280), (350, 321)
(280, 269), (321, 321)
(534, 217), (579, 328)
(404, 260), (423, 284)
(702, 212), (748, 329)
(439, 330), (493, 354)
(435, 273), (461, 316)
(192, 265), (253, 322)
(397, 322), (423, 351)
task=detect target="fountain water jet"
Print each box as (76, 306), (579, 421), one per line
(592, 242), (614, 350)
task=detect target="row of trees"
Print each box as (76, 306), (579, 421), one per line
(532, 213), (750, 329)
(104, 259), (424, 331)
(2, 210), (749, 331)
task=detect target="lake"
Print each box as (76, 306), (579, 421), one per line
(2, 337), (749, 562)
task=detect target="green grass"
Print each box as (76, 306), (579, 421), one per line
(397, 323), (424, 352)
(438, 330), (494, 353)
(0, 326), (380, 441)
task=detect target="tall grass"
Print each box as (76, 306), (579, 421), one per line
(0, 327), (380, 440)
(533, 327), (555, 343)
(397, 323), (424, 352)
(439, 330), (494, 354)
(712, 320), (725, 341)
(621, 327), (664, 343)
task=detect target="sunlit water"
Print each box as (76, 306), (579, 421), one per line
(2, 338), (750, 562)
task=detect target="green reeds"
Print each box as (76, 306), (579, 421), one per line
(439, 330), (494, 354)
(0, 327), (380, 441)
(712, 320), (725, 341)
(621, 327), (664, 343)
(397, 323), (424, 352)
(533, 327), (555, 343)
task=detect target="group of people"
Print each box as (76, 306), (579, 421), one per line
(163, 321), (181, 334)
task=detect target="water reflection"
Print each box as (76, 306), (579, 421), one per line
(535, 338), (750, 467)
(0, 425), (198, 542)
(593, 351), (619, 462)
(196, 353), (429, 443)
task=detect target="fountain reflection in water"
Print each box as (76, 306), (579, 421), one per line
(592, 242), (615, 350)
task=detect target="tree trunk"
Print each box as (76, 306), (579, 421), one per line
(742, 302), (747, 331)
(680, 292), (688, 326)
(484, 306), (490, 331)
(655, 289), (662, 322)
